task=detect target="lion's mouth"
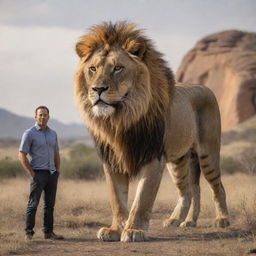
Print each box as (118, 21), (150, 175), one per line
(93, 99), (119, 108)
(92, 93), (128, 109)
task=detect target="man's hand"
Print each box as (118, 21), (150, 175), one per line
(54, 152), (60, 173)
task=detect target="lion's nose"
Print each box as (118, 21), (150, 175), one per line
(92, 85), (109, 95)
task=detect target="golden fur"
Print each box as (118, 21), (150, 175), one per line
(75, 21), (230, 242)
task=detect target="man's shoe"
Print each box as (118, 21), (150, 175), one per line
(25, 233), (33, 240)
(44, 232), (64, 240)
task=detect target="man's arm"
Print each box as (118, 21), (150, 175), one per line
(54, 152), (60, 172)
(18, 151), (35, 178)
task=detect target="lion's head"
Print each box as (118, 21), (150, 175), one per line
(77, 44), (150, 120)
(75, 21), (175, 176)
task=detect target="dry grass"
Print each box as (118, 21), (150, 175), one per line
(0, 147), (18, 160)
(0, 172), (256, 255)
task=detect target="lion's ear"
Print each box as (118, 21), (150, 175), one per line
(76, 41), (95, 60)
(76, 42), (89, 58)
(125, 39), (146, 59)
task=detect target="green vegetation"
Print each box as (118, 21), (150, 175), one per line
(220, 156), (242, 174)
(0, 158), (24, 177)
(1, 142), (255, 178)
(61, 143), (103, 179)
(220, 152), (256, 175)
(0, 144), (103, 179)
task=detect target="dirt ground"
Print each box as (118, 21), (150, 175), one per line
(1, 175), (256, 256)
(6, 217), (255, 256)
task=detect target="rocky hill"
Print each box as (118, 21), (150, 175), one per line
(176, 30), (256, 131)
(0, 108), (91, 141)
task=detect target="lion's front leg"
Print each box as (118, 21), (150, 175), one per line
(97, 165), (129, 242)
(121, 158), (165, 242)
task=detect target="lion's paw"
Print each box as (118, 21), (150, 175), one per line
(121, 229), (148, 242)
(180, 220), (197, 228)
(163, 218), (181, 228)
(97, 227), (120, 241)
(214, 218), (230, 228)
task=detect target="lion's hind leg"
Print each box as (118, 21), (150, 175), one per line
(180, 152), (201, 227)
(195, 95), (230, 228)
(199, 151), (230, 228)
(163, 153), (192, 228)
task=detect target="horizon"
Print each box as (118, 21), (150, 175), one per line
(0, 106), (82, 126)
(1, 0), (256, 124)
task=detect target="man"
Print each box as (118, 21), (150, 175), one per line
(18, 106), (63, 240)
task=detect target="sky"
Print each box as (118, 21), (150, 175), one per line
(0, 0), (256, 124)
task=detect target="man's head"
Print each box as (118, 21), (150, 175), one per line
(35, 106), (49, 129)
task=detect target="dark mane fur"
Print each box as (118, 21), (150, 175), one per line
(95, 115), (166, 177)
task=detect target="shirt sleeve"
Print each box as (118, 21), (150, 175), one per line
(19, 130), (31, 153)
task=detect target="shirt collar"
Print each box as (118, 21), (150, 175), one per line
(35, 123), (49, 131)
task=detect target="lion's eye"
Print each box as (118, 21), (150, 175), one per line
(113, 66), (124, 73)
(89, 66), (96, 72)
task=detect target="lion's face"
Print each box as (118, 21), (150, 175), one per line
(78, 47), (151, 120)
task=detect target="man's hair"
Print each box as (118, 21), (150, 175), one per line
(35, 106), (49, 115)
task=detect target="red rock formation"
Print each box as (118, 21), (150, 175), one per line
(176, 30), (256, 131)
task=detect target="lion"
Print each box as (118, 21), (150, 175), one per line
(74, 21), (230, 242)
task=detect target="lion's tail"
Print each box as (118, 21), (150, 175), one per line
(190, 152), (201, 186)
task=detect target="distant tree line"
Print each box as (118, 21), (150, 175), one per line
(0, 144), (103, 179)
(0, 144), (255, 178)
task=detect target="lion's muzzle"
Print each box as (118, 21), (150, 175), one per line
(92, 85), (109, 95)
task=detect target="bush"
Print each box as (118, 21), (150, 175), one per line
(0, 144), (103, 179)
(220, 156), (242, 174)
(69, 143), (93, 159)
(61, 144), (103, 179)
(0, 158), (24, 177)
(220, 147), (256, 175)
(239, 149), (256, 175)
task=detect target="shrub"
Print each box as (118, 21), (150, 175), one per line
(0, 144), (103, 180)
(61, 144), (103, 179)
(0, 158), (24, 178)
(239, 148), (256, 175)
(69, 143), (93, 159)
(220, 156), (242, 174)
(220, 147), (256, 175)
(239, 196), (256, 232)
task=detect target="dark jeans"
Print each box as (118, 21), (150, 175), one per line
(25, 170), (59, 235)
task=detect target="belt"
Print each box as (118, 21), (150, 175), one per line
(34, 169), (57, 176)
(34, 169), (50, 172)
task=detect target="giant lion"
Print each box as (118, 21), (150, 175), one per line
(74, 21), (230, 242)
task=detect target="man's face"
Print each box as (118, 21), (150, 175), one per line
(35, 108), (49, 128)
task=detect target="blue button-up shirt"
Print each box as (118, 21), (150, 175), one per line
(19, 123), (59, 173)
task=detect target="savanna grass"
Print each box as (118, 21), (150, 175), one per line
(0, 173), (255, 255)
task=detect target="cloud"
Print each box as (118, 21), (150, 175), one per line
(0, 25), (83, 123)
(149, 32), (198, 71)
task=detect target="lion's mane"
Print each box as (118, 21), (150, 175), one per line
(75, 21), (175, 177)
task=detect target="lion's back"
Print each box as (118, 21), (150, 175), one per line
(165, 83), (221, 159)
(175, 83), (218, 106)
